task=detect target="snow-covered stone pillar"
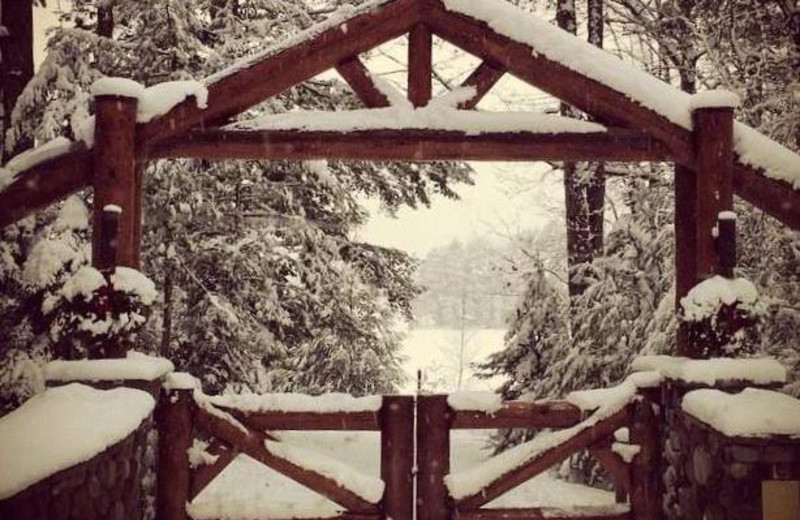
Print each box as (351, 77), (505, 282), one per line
(676, 91), (738, 358)
(91, 78), (143, 270)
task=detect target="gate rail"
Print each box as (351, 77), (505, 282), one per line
(155, 384), (661, 520)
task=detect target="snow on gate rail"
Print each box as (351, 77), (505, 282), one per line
(157, 372), (662, 520)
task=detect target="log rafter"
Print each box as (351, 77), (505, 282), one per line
(336, 56), (392, 108)
(458, 60), (506, 109)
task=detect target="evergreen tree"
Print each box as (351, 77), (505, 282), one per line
(1, 0), (472, 400)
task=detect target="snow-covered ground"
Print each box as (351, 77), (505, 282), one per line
(189, 430), (617, 519)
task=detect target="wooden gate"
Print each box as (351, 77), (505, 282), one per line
(155, 383), (660, 520)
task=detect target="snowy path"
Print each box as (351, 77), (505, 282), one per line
(189, 429), (617, 519)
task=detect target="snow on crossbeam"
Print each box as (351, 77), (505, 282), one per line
(209, 392), (382, 414)
(0, 384), (154, 499)
(208, 393), (382, 431)
(228, 108), (607, 134)
(44, 350), (174, 383)
(682, 388), (800, 438)
(632, 355), (786, 386)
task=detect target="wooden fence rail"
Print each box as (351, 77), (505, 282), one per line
(156, 389), (661, 520)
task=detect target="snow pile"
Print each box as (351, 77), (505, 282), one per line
(446, 374), (649, 500)
(680, 276), (762, 322)
(188, 439), (221, 469)
(447, 391), (503, 413)
(689, 90), (741, 110)
(632, 355), (787, 386)
(682, 388), (800, 438)
(91, 77), (146, 98)
(734, 122), (800, 190)
(265, 440), (385, 503)
(163, 371), (201, 390)
(90, 77), (209, 123)
(0, 383), (154, 499)
(44, 350), (174, 382)
(137, 80), (209, 123)
(611, 442), (640, 463)
(0, 137), (76, 191)
(229, 107), (606, 135)
(209, 392), (382, 413)
(110, 267), (158, 306)
(566, 371), (661, 412)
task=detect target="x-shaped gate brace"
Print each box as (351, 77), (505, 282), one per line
(155, 387), (661, 520)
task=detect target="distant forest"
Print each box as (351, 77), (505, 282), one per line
(412, 238), (530, 329)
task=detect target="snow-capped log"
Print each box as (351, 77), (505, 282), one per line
(449, 399), (583, 430)
(193, 404), (381, 512)
(137, 0), (421, 144)
(208, 392), (383, 430)
(0, 141), (92, 229)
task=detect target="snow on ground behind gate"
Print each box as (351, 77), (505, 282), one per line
(188, 429), (617, 519)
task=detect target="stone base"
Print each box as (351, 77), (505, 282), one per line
(0, 418), (152, 520)
(662, 380), (800, 520)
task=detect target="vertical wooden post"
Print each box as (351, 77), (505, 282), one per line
(408, 24), (432, 107)
(92, 94), (141, 269)
(156, 387), (194, 520)
(693, 106), (734, 279)
(416, 395), (452, 520)
(629, 395), (662, 520)
(380, 396), (414, 520)
(676, 104), (734, 357)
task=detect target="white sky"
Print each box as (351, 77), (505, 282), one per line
(33, 4), (563, 259)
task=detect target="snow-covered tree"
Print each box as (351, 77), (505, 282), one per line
(1, 0), (472, 401)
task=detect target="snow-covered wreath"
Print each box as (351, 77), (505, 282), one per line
(44, 265), (157, 359)
(680, 275), (766, 358)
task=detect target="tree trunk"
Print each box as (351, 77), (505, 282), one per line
(1, 0), (34, 160)
(558, 0), (605, 299)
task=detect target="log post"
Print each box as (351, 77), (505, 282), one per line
(156, 387), (194, 520)
(408, 23), (432, 107)
(416, 395), (452, 520)
(92, 93), (141, 269)
(676, 103), (735, 357)
(629, 393), (662, 520)
(693, 106), (734, 279)
(380, 396), (414, 520)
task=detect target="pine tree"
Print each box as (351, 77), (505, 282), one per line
(1, 0), (472, 399)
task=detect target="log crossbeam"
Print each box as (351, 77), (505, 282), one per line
(149, 128), (672, 163)
(451, 400), (582, 429)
